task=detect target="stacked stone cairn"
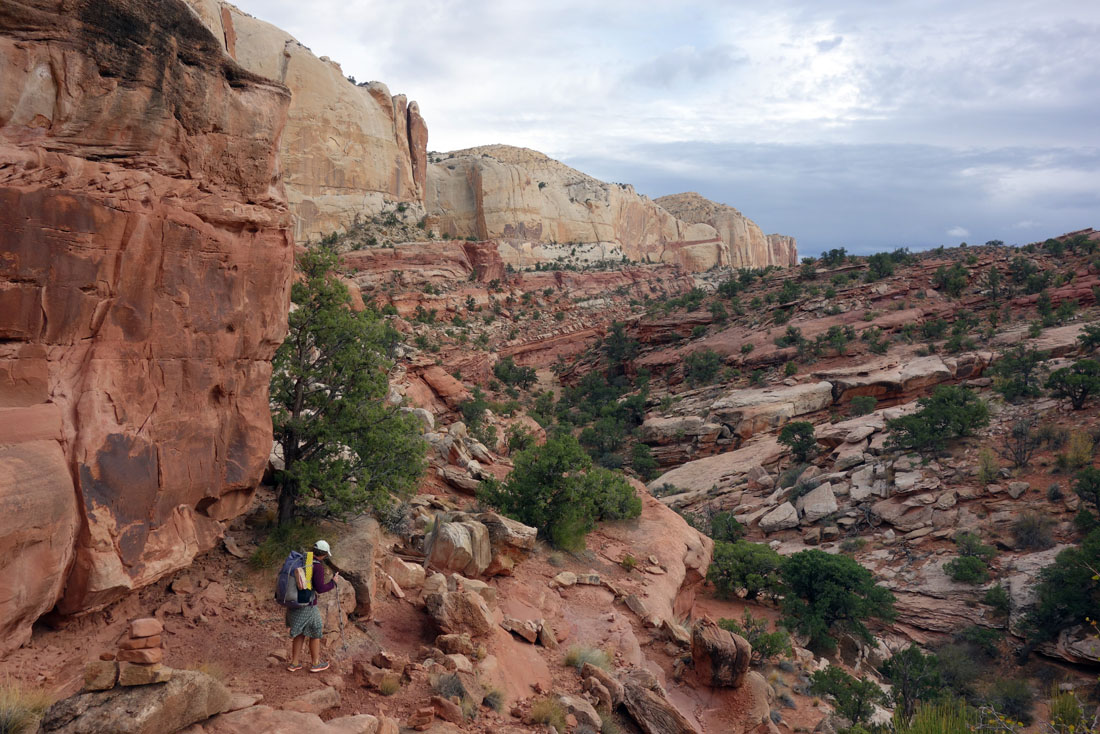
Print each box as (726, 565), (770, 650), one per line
(84, 617), (171, 690)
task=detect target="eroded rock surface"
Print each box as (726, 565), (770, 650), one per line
(0, 0), (293, 639)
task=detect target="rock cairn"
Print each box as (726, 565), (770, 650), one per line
(84, 617), (171, 690)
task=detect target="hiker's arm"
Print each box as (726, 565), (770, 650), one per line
(314, 562), (337, 593)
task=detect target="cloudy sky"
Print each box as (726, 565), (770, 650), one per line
(231, 0), (1099, 256)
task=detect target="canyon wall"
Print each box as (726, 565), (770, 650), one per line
(656, 192), (798, 269)
(426, 145), (731, 271)
(0, 0), (293, 651)
(183, 0), (429, 243)
(427, 146), (795, 272)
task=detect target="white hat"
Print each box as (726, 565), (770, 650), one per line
(313, 540), (332, 558)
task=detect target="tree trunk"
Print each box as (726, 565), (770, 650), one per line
(277, 474), (299, 526)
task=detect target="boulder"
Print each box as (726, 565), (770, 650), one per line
(382, 556), (425, 590)
(797, 484), (838, 525)
(621, 671), (700, 734)
(337, 517), (380, 619)
(424, 590), (495, 638)
(425, 519), (491, 578)
(40, 670), (231, 734)
(477, 512), (537, 575)
(557, 694), (602, 730)
(759, 502), (799, 532)
(650, 436), (783, 496)
(692, 619), (752, 688)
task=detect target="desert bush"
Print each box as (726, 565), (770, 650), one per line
(1012, 512), (1054, 550)
(684, 348), (723, 386)
(996, 413), (1040, 469)
(809, 666), (886, 726)
(718, 610), (792, 665)
(879, 645), (942, 720)
(1057, 431), (1094, 472)
(944, 532), (996, 584)
(991, 346), (1048, 402)
(530, 697), (567, 731)
(0, 683), (53, 734)
(780, 549), (896, 652)
(379, 674), (401, 695)
(977, 448), (999, 484)
(1047, 358), (1100, 410)
(982, 584), (1011, 618)
(564, 646), (612, 671)
(1050, 691), (1087, 733)
(849, 395), (878, 416)
(886, 385), (989, 455)
(1024, 528), (1100, 643)
(483, 687), (506, 712)
(708, 540), (784, 601)
(985, 678), (1034, 725)
(778, 421), (818, 463)
(478, 434), (640, 551)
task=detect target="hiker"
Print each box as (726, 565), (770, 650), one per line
(286, 540), (339, 672)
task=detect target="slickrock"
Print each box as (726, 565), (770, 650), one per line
(0, 0), (294, 643)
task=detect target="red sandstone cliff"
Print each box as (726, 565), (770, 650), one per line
(0, 0), (293, 652)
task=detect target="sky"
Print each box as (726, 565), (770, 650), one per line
(230, 0), (1099, 256)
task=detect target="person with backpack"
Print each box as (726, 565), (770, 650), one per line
(279, 539), (339, 672)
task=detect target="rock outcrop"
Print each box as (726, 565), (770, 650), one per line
(427, 146), (763, 272)
(655, 192), (797, 268)
(0, 0), (293, 643)
(184, 0), (428, 241)
(692, 618), (752, 688)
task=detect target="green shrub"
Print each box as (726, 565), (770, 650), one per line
(478, 435), (641, 551)
(976, 448), (999, 484)
(809, 666), (886, 726)
(849, 396), (878, 416)
(985, 678), (1034, 725)
(935, 643), (981, 700)
(1050, 691), (1086, 733)
(982, 584), (1011, 617)
(684, 349), (722, 386)
(1076, 466), (1100, 515)
(1012, 512), (1054, 550)
(1047, 359), (1100, 410)
(886, 385), (989, 455)
(958, 626), (1002, 658)
(719, 610), (791, 665)
(990, 346), (1048, 402)
(880, 645), (942, 720)
(779, 550), (896, 652)
(778, 421), (818, 462)
(708, 540), (783, 601)
(629, 443), (659, 481)
(483, 687), (506, 712)
(1024, 528), (1100, 643)
(944, 555), (989, 584)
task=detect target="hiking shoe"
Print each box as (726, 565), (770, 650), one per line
(309, 661), (330, 673)
(287, 663), (303, 672)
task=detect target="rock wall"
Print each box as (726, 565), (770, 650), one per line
(183, 0), (429, 242)
(655, 192), (797, 269)
(426, 145), (730, 271)
(766, 234), (798, 267)
(0, 0), (294, 650)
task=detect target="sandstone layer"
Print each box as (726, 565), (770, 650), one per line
(0, 0), (293, 647)
(184, 0), (428, 242)
(656, 192), (797, 268)
(426, 145), (783, 272)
